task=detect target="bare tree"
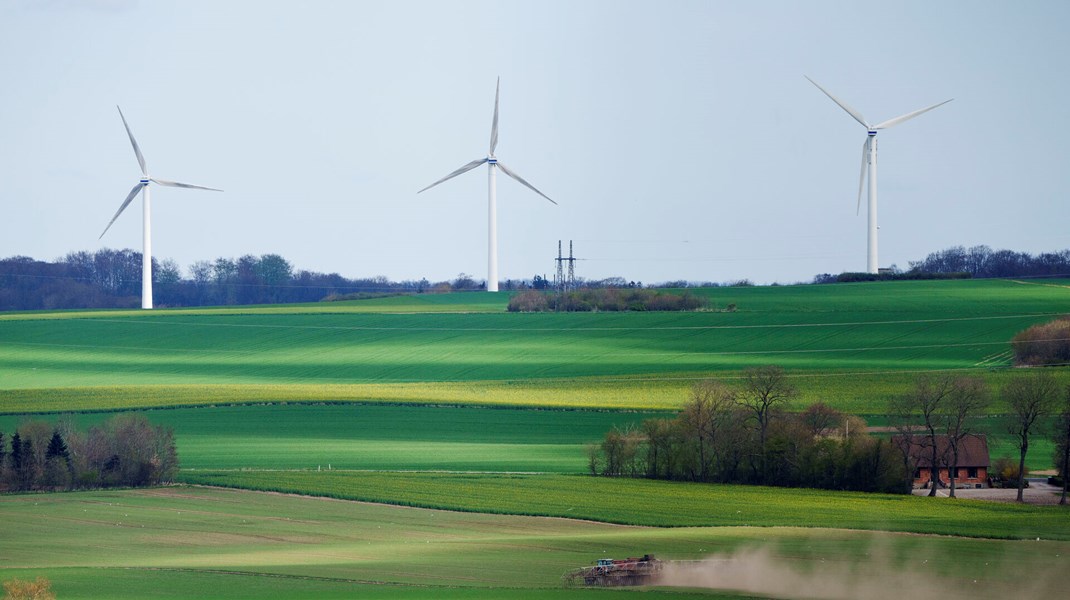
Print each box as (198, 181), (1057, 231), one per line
(1054, 385), (1070, 506)
(888, 385), (923, 494)
(679, 380), (736, 481)
(1003, 371), (1060, 502)
(736, 366), (797, 483)
(940, 376), (989, 498)
(16, 420), (53, 474)
(892, 375), (957, 496)
(585, 443), (600, 476)
(800, 402), (843, 438)
(155, 258), (182, 285)
(600, 424), (644, 477)
(641, 418), (674, 479)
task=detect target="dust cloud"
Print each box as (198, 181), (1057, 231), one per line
(658, 545), (1062, 600)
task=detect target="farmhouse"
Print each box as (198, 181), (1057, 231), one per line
(897, 434), (990, 489)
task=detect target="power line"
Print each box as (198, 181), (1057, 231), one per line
(553, 240), (578, 293)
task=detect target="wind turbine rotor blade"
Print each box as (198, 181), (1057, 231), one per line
(99, 182), (145, 239)
(489, 77), (500, 155)
(805, 76), (870, 128)
(116, 106), (147, 175)
(417, 158), (488, 193)
(857, 137), (870, 216)
(496, 161), (556, 205)
(150, 178), (223, 192)
(873, 98), (954, 130)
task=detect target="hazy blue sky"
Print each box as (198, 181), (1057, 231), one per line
(1, 0), (1067, 285)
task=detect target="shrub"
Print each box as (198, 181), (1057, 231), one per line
(3, 577), (55, 600)
(549, 289), (708, 313)
(507, 290), (550, 312)
(1012, 316), (1070, 367)
(991, 456), (1027, 487)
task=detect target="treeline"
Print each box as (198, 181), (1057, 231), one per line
(508, 288), (709, 312)
(589, 366), (906, 493)
(0, 250), (485, 311)
(0, 414), (177, 491)
(813, 271), (971, 284)
(593, 367), (1070, 501)
(813, 246), (1070, 284)
(908, 245), (1070, 278)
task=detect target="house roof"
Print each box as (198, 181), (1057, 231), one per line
(892, 434), (989, 468)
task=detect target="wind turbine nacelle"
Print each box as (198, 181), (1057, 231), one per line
(487, 157), (498, 164)
(867, 130), (877, 137)
(140, 177), (151, 185)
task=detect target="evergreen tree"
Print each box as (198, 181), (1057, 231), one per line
(11, 435), (37, 490)
(8, 432), (21, 480)
(43, 430), (73, 489)
(0, 432), (6, 481)
(44, 430), (70, 462)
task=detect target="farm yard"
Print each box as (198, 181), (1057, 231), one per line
(1, 279), (1069, 598)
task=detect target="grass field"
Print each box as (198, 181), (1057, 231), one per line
(177, 471), (1070, 540)
(0, 403), (1060, 473)
(3, 281), (1070, 598)
(0, 487), (1064, 599)
(0, 486), (749, 598)
(2, 279), (1068, 415)
(2, 280), (1066, 390)
(0, 404), (669, 473)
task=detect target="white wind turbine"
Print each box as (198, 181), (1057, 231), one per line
(100, 106), (222, 309)
(806, 76), (952, 274)
(418, 78), (556, 292)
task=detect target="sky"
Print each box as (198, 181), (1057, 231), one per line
(1, 0), (1068, 285)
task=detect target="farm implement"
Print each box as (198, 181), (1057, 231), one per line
(563, 554), (663, 587)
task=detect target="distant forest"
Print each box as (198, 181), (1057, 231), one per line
(908, 245), (1070, 278)
(1, 245), (1068, 311)
(814, 245), (1070, 283)
(0, 250), (483, 311)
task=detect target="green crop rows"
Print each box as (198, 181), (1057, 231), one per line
(2, 279), (1068, 415)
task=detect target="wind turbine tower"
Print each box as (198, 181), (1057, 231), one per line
(806, 77), (951, 274)
(419, 78), (556, 292)
(100, 107), (222, 309)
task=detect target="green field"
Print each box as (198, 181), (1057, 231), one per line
(0, 403), (1059, 474)
(2, 279), (1068, 415)
(0, 487), (1064, 599)
(178, 470), (1070, 540)
(0, 404), (668, 473)
(2, 280), (1070, 598)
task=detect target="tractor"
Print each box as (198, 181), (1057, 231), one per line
(563, 554), (663, 587)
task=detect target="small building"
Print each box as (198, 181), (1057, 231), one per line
(896, 434), (990, 489)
